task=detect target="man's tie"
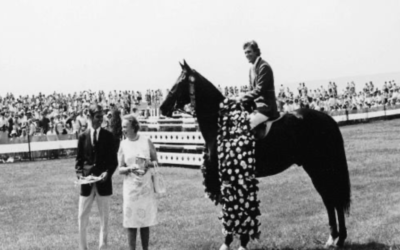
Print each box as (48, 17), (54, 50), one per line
(93, 129), (98, 162)
(93, 129), (98, 148)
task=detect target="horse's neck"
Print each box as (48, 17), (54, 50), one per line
(194, 79), (224, 154)
(194, 79), (224, 119)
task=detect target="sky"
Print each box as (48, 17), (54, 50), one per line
(0, 0), (399, 96)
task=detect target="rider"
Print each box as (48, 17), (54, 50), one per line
(239, 40), (279, 130)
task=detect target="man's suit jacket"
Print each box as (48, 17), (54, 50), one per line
(242, 58), (279, 119)
(75, 128), (118, 196)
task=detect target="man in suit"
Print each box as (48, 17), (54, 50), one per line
(240, 40), (279, 129)
(75, 104), (118, 250)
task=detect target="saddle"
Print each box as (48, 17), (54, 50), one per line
(252, 114), (284, 140)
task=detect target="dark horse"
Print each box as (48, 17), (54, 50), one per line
(160, 61), (351, 248)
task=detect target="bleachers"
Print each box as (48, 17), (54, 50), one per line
(2, 105), (400, 166)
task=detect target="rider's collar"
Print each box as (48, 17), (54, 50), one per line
(252, 56), (261, 66)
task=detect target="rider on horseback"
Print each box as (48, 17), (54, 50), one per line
(239, 40), (280, 130)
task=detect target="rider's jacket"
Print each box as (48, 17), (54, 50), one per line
(241, 57), (279, 119)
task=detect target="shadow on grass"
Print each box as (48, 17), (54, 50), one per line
(250, 241), (397, 250)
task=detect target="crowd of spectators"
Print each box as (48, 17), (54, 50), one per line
(219, 79), (399, 113)
(0, 89), (164, 139)
(0, 79), (398, 140)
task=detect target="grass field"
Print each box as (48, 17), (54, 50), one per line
(1, 119), (400, 250)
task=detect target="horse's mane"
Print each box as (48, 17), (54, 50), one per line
(191, 70), (224, 118)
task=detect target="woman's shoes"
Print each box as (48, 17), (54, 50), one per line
(219, 244), (230, 250)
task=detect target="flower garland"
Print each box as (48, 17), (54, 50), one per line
(217, 98), (261, 240)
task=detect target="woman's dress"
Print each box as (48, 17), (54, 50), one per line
(118, 135), (158, 228)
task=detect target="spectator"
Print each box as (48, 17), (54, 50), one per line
(55, 122), (67, 135)
(40, 112), (50, 134)
(46, 123), (57, 135)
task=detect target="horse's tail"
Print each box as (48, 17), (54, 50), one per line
(330, 125), (351, 214)
(300, 109), (351, 214)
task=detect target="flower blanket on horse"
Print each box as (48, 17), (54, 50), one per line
(216, 99), (261, 239)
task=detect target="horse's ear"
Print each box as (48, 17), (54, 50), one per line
(183, 60), (192, 72)
(179, 61), (184, 69)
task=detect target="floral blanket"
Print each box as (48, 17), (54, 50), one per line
(216, 99), (261, 239)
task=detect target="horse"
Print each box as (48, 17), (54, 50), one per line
(160, 60), (351, 248)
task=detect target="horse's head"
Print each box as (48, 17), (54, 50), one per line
(160, 60), (195, 117)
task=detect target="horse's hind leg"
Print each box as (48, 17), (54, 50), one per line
(335, 207), (347, 247)
(322, 200), (339, 248)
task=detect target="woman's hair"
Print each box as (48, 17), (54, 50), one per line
(110, 108), (123, 139)
(123, 113), (140, 133)
(243, 40), (261, 56)
(55, 122), (65, 135)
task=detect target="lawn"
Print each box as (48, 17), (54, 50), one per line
(1, 119), (400, 250)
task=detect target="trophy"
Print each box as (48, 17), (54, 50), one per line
(135, 155), (149, 170)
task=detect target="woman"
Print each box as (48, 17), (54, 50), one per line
(55, 122), (67, 135)
(46, 123), (56, 135)
(118, 114), (158, 250)
(65, 122), (75, 134)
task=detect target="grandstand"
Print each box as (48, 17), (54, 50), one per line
(0, 78), (399, 165)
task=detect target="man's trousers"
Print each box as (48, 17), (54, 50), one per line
(78, 184), (110, 250)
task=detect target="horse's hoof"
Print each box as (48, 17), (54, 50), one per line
(219, 243), (230, 250)
(238, 247), (248, 250)
(334, 237), (345, 248)
(324, 235), (337, 249)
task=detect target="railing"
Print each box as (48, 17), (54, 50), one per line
(1, 105), (400, 165)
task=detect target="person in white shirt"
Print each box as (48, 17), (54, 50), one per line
(0, 112), (8, 132)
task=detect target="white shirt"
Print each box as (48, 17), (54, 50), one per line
(90, 127), (100, 146)
(0, 117), (8, 127)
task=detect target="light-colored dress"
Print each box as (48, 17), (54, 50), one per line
(118, 135), (158, 228)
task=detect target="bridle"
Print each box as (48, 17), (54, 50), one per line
(172, 76), (197, 117)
